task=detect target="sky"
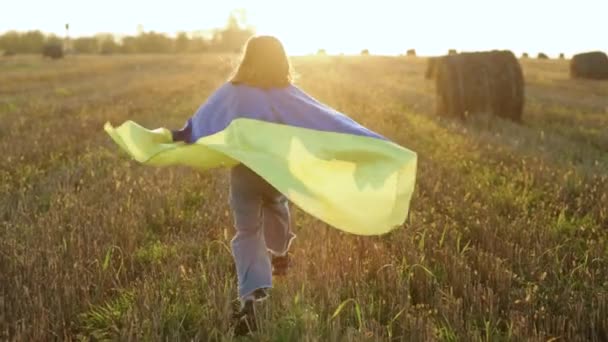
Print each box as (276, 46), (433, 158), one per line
(1, 0), (606, 56)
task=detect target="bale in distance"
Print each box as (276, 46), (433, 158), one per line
(448, 49), (457, 55)
(43, 44), (64, 59)
(316, 49), (327, 56)
(570, 51), (608, 80)
(521, 52), (529, 58)
(406, 49), (416, 57)
(537, 52), (549, 60)
(430, 50), (524, 122)
(361, 49), (370, 56)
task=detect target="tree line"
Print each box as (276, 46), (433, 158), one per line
(0, 14), (254, 55)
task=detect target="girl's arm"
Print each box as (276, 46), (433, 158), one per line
(171, 83), (230, 143)
(171, 118), (193, 143)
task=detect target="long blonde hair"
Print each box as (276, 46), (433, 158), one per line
(231, 36), (293, 89)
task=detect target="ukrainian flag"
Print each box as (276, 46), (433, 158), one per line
(105, 83), (417, 235)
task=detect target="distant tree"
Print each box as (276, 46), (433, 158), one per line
(119, 31), (173, 53)
(100, 39), (120, 54)
(73, 37), (98, 53)
(0, 30), (45, 53)
(521, 52), (529, 58)
(189, 35), (209, 53)
(46, 34), (63, 45)
(120, 36), (136, 53)
(140, 31), (173, 53)
(406, 49), (416, 57)
(537, 52), (549, 60)
(448, 49), (457, 55)
(175, 32), (190, 53)
(211, 11), (254, 52)
(0, 31), (19, 52)
(91, 34), (119, 54)
(317, 49), (327, 56)
(0, 10), (256, 55)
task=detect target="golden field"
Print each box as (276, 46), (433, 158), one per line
(0, 54), (607, 341)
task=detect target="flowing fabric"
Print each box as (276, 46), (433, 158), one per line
(104, 83), (417, 235)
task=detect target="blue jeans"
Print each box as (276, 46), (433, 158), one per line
(229, 164), (296, 299)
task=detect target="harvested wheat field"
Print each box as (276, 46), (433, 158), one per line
(1, 54), (607, 341)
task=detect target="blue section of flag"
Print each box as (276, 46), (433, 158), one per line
(174, 83), (387, 143)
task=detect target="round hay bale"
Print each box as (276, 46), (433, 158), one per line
(570, 51), (608, 80)
(448, 49), (457, 55)
(431, 50), (524, 122)
(434, 55), (465, 119)
(537, 52), (549, 60)
(360, 49), (370, 56)
(406, 49), (416, 57)
(43, 44), (64, 59)
(491, 51), (525, 121)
